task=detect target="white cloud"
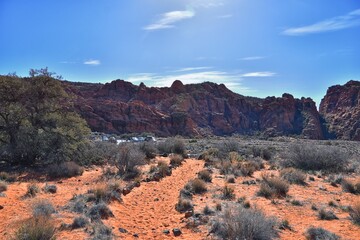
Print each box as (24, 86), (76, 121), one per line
(218, 14), (233, 19)
(126, 70), (253, 94)
(172, 67), (212, 72)
(239, 56), (266, 61)
(241, 72), (276, 77)
(283, 8), (360, 36)
(84, 59), (101, 65)
(144, 10), (195, 31)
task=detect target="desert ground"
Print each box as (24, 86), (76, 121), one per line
(1, 137), (360, 240)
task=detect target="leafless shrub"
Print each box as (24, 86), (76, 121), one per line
(175, 198), (193, 213)
(47, 161), (84, 178)
(305, 227), (340, 240)
(257, 174), (289, 199)
(32, 199), (55, 218)
(185, 178), (207, 194)
(14, 217), (56, 240)
(198, 170), (212, 182)
(280, 168), (306, 185)
(281, 144), (350, 173)
(210, 204), (278, 240)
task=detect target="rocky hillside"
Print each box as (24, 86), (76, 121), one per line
(320, 80), (360, 140)
(63, 79), (323, 139)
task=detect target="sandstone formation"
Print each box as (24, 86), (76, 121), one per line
(320, 80), (360, 140)
(64, 79), (324, 139)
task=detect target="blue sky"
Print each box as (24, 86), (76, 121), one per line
(1, 0), (360, 105)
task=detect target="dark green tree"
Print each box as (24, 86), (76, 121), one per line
(0, 68), (90, 165)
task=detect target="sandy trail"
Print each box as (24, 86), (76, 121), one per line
(105, 158), (205, 240)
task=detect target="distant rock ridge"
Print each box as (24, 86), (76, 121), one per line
(320, 80), (360, 140)
(64, 79), (326, 139)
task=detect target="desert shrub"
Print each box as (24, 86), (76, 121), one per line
(88, 182), (122, 203)
(238, 162), (256, 176)
(14, 217), (56, 240)
(139, 141), (157, 159)
(226, 175), (235, 183)
(280, 168), (306, 185)
(221, 185), (235, 200)
(88, 202), (114, 220)
(179, 188), (193, 200)
(350, 201), (360, 225)
(341, 178), (360, 194)
(252, 147), (273, 160)
(43, 184), (57, 194)
(290, 200), (303, 206)
(47, 161), (84, 178)
(281, 144), (350, 173)
(32, 200), (56, 218)
(69, 195), (87, 213)
(175, 198), (193, 213)
(115, 144), (145, 176)
(185, 178), (207, 194)
(0, 172), (16, 182)
(157, 138), (186, 156)
(0, 180), (7, 192)
(318, 208), (338, 220)
(200, 148), (220, 163)
(198, 170), (212, 182)
(72, 216), (89, 229)
(25, 183), (40, 198)
(210, 205), (278, 240)
(203, 205), (214, 215)
(257, 174), (289, 199)
(279, 219), (291, 230)
(170, 154), (184, 167)
(156, 160), (171, 178)
(219, 161), (233, 175)
(305, 227), (340, 240)
(218, 140), (240, 157)
(91, 223), (112, 240)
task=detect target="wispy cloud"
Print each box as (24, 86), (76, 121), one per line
(217, 14), (233, 19)
(241, 72), (276, 77)
(84, 59), (101, 65)
(239, 56), (266, 61)
(172, 67), (213, 72)
(126, 70), (253, 94)
(283, 8), (360, 36)
(144, 10), (195, 31)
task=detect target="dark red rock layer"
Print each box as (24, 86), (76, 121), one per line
(63, 79), (324, 139)
(320, 80), (360, 140)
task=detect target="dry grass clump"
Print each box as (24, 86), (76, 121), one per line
(0, 180), (7, 192)
(280, 168), (307, 185)
(43, 184), (57, 194)
(185, 178), (207, 194)
(156, 160), (172, 178)
(47, 161), (84, 178)
(88, 202), (114, 220)
(88, 182), (122, 203)
(198, 169), (212, 182)
(14, 217), (56, 240)
(305, 226), (340, 240)
(318, 208), (338, 220)
(170, 154), (184, 167)
(25, 183), (40, 198)
(281, 144), (350, 173)
(71, 216), (89, 229)
(175, 198), (193, 213)
(210, 204), (278, 240)
(349, 201), (360, 225)
(32, 199), (56, 218)
(257, 174), (289, 199)
(221, 185), (235, 200)
(341, 178), (360, 194)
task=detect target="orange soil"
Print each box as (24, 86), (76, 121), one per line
(1, 159), (359, 240)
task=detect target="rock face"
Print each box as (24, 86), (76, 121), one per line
(64, 79), (324, 139)
(320, 80), (360, 140)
